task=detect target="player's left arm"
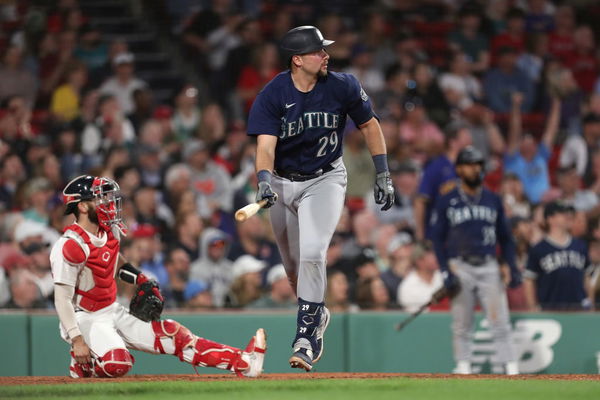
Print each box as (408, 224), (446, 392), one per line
(117, 254), (154, 287)
(495, 196), (521, 287)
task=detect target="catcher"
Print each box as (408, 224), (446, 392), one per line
(50, 175), (266, 378)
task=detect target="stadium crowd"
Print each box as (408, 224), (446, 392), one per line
(1, 0), (600, 312)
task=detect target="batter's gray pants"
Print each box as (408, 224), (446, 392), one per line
(269, 158), (347, 303)
(450, 258), (516, 364)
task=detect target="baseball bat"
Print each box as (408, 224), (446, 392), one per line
(235, 194), (278, 222)
(394, 300), (431, 331)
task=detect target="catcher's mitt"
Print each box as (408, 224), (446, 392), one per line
(129, 279), (164, 322)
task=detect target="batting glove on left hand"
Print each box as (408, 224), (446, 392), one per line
(374, 171), (394, 211)
(256, 181), (276, 208)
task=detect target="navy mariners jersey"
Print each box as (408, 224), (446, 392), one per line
(430, 185), (517, 272)
(525, 237), (590, 310)
(418, 155), (457, 238)
(247, 70), (375, 174)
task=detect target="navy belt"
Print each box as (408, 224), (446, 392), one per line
(460, 255), (492, 266)
(276, 164), (335, 182)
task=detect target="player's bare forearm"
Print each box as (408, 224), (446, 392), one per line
(413, 196), (427, 241)
(255, 134), (278, 173)
(358, 117), (387, 156)
(523, 278), (539, 311)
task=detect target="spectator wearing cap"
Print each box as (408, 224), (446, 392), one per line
(185, 139), (234, 215)
(163, 247), (192, 308)
(524, 201), (592, 311)
(99, 52), (148, 114)
(414, 122), (472, 241)
(226, 255), (265, 308)
(448, 4), (490, 74)
(554, 164), (599, 213)
(503, 93), (560, 204)
(343, 126), (376, 203)
(398, 241), (443, 313)
(172, 84), (202, 143)
(190, 228), (234, 308)
(247, 264), (296, 309)
(183, 280), (213, 309)
(559, 113), (600, 184)
(372, 160), (420, 230)
(132, 224), (168, 288)
(50, 61), (88, 122)
(398, 95), (444, 161)
(21, 177), (54, 224)
(380, 232), (414, 303)
(483, 45), (536, 113)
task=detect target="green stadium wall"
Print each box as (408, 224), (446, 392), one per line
(0, 311), (598, 376)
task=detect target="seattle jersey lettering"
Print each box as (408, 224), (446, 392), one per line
(446, 205), (498, 226)
(539, 250), (586, 273)
(280, 112), (340, 139)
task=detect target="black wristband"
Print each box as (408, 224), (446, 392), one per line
(119, 263), (141, 284)
(372, 154), (389, 174)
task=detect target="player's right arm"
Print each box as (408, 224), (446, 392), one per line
(51, 237), (91, 363)
(523, 245), (541, 311)
(256, 135), (277, 174)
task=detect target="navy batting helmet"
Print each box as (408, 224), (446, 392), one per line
(280, 26), (334, 60)
(456, 146), (485, 166)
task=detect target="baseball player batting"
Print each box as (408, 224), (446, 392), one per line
(429, 146), (521, 375)
(247, 26), (394, 371)
(50, 175), (266, 378)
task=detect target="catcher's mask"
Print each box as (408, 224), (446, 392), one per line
(63, 175), (127, 235)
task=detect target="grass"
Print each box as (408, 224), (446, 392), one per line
(1, 378), (599, 400)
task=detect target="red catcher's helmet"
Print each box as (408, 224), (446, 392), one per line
(63, 175), (127, 235)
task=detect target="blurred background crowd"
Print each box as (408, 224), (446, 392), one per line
(1, 0), (600, 312)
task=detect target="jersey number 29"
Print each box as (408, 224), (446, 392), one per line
(317, 131), (338, 157)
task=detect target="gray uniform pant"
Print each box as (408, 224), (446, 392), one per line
(269, 158), (347, 303)
(450, 258), (516, 364)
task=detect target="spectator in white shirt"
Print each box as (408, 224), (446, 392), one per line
(99, 52), (147, 114)
(398, 241), (443, 313)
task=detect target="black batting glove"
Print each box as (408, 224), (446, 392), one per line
(374, 171), (394, 211)
(256, 181), (276, 208)
(508, 268), (522, 289)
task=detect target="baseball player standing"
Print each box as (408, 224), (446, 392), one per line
(51, 175), (266, 378)
(247, 26), (394, 371)
(430, 146), (521, 375)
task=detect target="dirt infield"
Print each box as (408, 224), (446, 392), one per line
(1, 373), (599, 386)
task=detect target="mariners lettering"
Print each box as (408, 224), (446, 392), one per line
(447, 206), (498, 226)
(280, 112), (340, 139)
(539, 250), (586, 273)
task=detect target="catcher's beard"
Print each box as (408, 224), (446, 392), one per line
(87, 205), (100, 225)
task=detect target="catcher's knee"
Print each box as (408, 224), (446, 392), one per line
(95, 348), (134, 378)
(151, 319), (195, 360)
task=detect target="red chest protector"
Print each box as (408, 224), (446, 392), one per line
(65, 224), (120, 312)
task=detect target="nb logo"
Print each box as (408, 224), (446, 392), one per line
(101, 251), (111, 262)
(285, 103), (296, 109)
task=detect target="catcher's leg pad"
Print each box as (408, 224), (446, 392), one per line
(151, 319), (247, 374)
(94, 348), (135, 378)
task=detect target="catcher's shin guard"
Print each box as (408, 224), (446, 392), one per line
(151, 319), (251, 376)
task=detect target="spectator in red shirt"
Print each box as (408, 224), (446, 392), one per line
(491, 8), (526, 65)
(548, 5), (576, 63)
(236, 42), (281, 116)
(565, 25), (598, 94)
